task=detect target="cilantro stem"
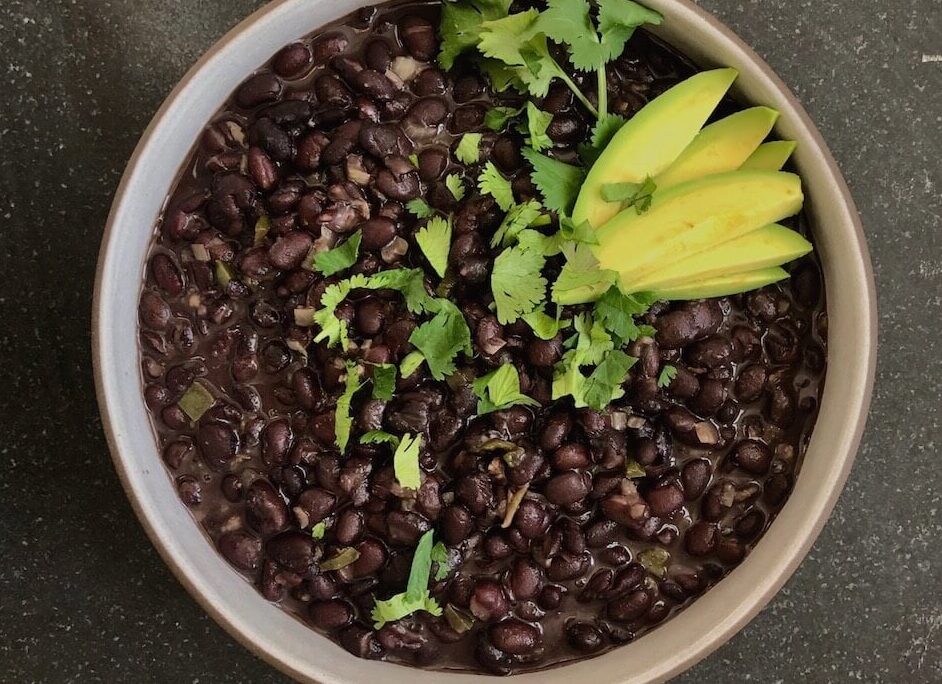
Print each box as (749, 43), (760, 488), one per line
(555, 65), (598, 118)
(597, 67), (608, 120)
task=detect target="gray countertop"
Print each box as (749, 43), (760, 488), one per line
(1, 0), (939, 681)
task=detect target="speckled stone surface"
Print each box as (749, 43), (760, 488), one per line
(0, 0), (939, 681)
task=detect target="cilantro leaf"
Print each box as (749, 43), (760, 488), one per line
(473, 364), (541, 414)
(446, 173), (466, 201)
(597, 0), (663, 63)
(334, 361), (363, 452)
(657, 364), (678, 389)
(478, 11), (566, 99)
(372, 529), (443, 628)
(371, 363), (397, 401)
(408, 300), (472, 379)
(311, 230), (361, 276)
(455, 132), (483, 164)
(485, 105), (524, 131)
(406, 198), (435, 218)
(552, 243), (618, 305)
(400, 350), (426, 378)
(430, 542), (453, 581)
(393, 433), (423, 490)
(491, 243), (547, 324)
(580, 114), (627, 164)
(552, 315), (636, 410)
(477, 10), (541, 68)
(360, 430), (401, 447)
(559, 217), (600, 245)
(581, 349), (637, 409)
(491, 200), (545, 248)
(524, 101), (553, 152)
(311, 521), (327, 540)
(438, 0), (512, 71)
(601, 176), (657, 213)
(415, 215), (452, 278)
(478, 161), (515, 211)
(594, 285), (654, 342)
(521, 147), (585, 216)
(313, 270), (434, 348)
(536, 0), (605, 71)
(522, 307), (571, 340)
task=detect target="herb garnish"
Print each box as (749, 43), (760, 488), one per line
(473, 365), (541, 415)
(310, 230), (362, 276)
(371, 530), (443, 628)
(415, 216), (452, 278)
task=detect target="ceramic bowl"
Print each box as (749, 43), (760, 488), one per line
(93, 0), (877, 681)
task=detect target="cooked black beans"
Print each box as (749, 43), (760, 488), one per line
(140, 2), (824, 676)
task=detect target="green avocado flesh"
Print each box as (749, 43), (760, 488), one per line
(572, 68), (738, 228)
(652, 267), (790, 300)
(739, 140), (797, 171)
(653, 107), (780, 191)
(594, 170), (804, 292)
(628, 223), (812, 291)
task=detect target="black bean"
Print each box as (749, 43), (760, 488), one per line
(352, 69), (398, 101)
(386, 510), (432, 545)
(526, 337), (563, 367)
(346, 539), (387, 578)
(274, 43), (313, 78)
(764, 473), (792, 506)
(654, 300), (723, 349)
(735, 509), (766, 540)
(139, 291), (171, 330)
(551, 443), (590, 470)
(489, 619), (541, 655)
(512, 499), (550, 539)
(340, 625), (383, 659)
(545, 471), (591, 506)
(567, 622), (605, 652)
(218, 531), (262, 572)
(245, 479), (289, 535)
(413, 68), (447, 96)
(260, 418), (293, 466)
(686, 335), (733, 369)
(645, 480), (684, 517)
(294, 487), (336, 528)
(236, 72), (283, 108)
(376, 156), (421, 201)
(314, 74), (353, 108)
(450, 104), (486, 133)
(399, 15), (438, 61)
(453, 74), (485, 103)
(365, 39), (394, 72)
(735, 364), (768, 402)
(196, 422), (239, 469)
(685, 521), (718, 556)
(149, 254), (184, 296)
(266, 531), (317, 574)
(547, 112), (586, 145)
(309, 599), (354, 631)
(508, 558), (544, 600)
(405, 97), (448, 129)
(310, 32), (348, 64)
(730, 439), (771, 475)
(608, 589), (651, 622)
(470, 579), (510, 622)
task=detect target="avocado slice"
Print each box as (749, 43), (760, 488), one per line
(572, 68), (738, 228)
(653, 107), (780, 191)
(627, 223), (812, 291)
(740, 140), (797, 171)
(651, 267), (789, 300)
(595, 170), (804, 290)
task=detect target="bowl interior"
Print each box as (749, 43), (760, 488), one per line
(93, 0), (876, 682)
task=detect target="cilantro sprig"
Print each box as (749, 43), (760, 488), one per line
(473, 365), (541, 414)
(372, 530), (443, 628)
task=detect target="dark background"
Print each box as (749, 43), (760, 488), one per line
(1, 0), (940, 681)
